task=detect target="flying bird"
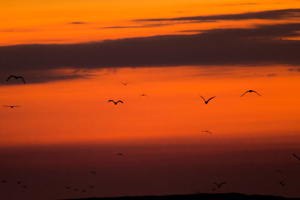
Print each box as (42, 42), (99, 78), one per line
(241, 90), (261, 97)
(140, 94), (148, 97)
(202, 130), (212, 134)
(1, 180), (7, 183)
(89, 185), (94, 189)
(65, 186), (71, 190)
(214, 182), (226, 188)
(116, 153), (124, 156)
(199, 95), (215, 104)
(122, 82), (129, 86)
(3, 105), (20, 108)
(211, 188), (217, 191)
(22, 185), (28, 189)
(7, 75), (25, 84)
(108, 100), (123, 105)
(17, 181), (22, 185)
(292, 153), (300, 161)
(278, 181), (286, 186)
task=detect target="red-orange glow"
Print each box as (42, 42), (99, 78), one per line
(0, 66), (299, 148)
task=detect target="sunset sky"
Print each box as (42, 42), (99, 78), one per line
(0, 1), (300, 200)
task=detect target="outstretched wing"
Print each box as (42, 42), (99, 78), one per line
(199, 95), (206, 102)
(116, 100), (123, 104)
(108, 100), (115, 103)
(213, 182), (220, 187)
(241, 91), (249, 97)
(207, 96), (216, 103)
(293, 153), (300, 160)
(6, 75), (14, 82)
(20, 76), (25, 84)
(252, 90), (261, 96)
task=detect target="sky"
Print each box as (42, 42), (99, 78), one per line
(0, 0), (300, 199)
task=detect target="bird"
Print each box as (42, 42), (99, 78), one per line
(3, 105), (20, 108)
(7, 75), (25, 84)
(65, 186), (71, 190)
(1, 180), (8, 183)
(202, 130), (212, 134)
(140, 94), (148, 97)
(241, 90), (261, 97)
(89, 185), (94, 189)
(122, 82), (129, 86)
(108, 100), (123, 105)
(276, 170), (282, 173)
(214, 182), (226, 188)
(292, 153), (300, 161)
(278, 181), (286, 186)
(116, 153), (124, 156)
(199, 95), (215, 104)
(17, 181), (22, 185)
(90, 170), (97, 175)
(211, 188), (217, 191)
(22, 185), (28, 189)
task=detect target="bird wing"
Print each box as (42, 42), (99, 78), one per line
(6, 75), (14, 82)
(213, 182), (220, 187)
(253, 90), (261, 96)
(20, 77), (25, 84)
(241, 91), (249, 97)
(117, 100), (123, 104)
(108, 100), (115, 103)
(199, 95), (206, 102)
(293, 153), (300, 160)
(207, 96), (216, 103)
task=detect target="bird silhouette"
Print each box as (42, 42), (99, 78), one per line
(90, 170), (97, 175)
(202, 130), (212, 134)
(211, 188), (217, 191)
(108, 100), (123, 105)
(65, 186), (71, 190)
(117, 153), (124, 156)
(122, 82), (129, 86)
(278, 181), (286, 186)
(17, 181), (22, 185)
(292, 153), (300, 161)
(89, 185), (94, 189)
(200, 95), (215, 104)
(214, 182), (226, 188)
(1, 180), (8, 183)
(3, 105), (20, 108)
(22, 185), (28, 189)
(7, 75), (25, 84)
(140, 94), (148, 97)
(241, 90), (261, 97)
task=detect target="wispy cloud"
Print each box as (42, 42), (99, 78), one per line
(133, 8), (300, 23)
(100, 23), (169, 29)
(69, 22), (87, 25)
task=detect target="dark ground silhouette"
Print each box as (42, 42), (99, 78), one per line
(63, 193), (300, 200)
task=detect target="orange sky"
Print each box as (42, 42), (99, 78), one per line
(0, 1), (300, 199)
(1, 0), (300, 45)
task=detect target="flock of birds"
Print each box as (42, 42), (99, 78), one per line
(1, 74), (299, 198)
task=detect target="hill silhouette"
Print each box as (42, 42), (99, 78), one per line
(64, 193), (299, 200)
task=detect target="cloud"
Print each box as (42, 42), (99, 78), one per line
(100, 23), (170, 29)
(69, 22), (87, 25)
(1, 22), (300, 83)
(133, 8), (300, 23)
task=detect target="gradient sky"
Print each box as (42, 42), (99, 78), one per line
(0, 1), (300, 200)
